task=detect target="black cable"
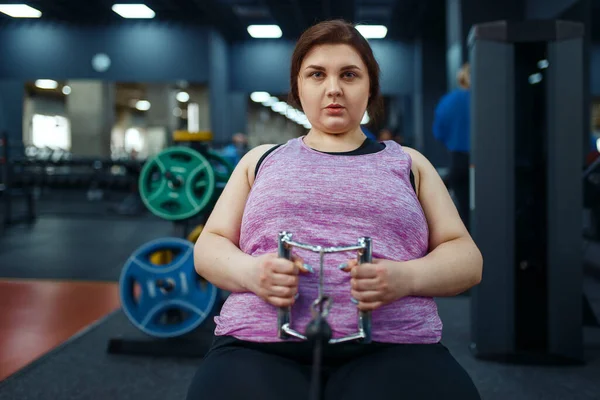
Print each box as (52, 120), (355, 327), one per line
(306, 309), (332, 400)
(309, 331), (323, 400)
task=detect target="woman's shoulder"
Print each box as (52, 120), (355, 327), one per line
(397, 146), (428, 197)
(241, 144), (283, 186)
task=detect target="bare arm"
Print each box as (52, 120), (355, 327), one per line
(403, 147), (483, 297)
(193, 144), (277, 292)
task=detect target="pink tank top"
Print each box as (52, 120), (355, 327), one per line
(213, 136), (443, 344)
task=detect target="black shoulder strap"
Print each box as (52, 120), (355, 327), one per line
(254, 144), (284, 178)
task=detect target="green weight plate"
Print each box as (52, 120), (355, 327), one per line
(205, 150), (234, 189)
(139, 147), (216, 220)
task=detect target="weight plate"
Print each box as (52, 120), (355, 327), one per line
(138, 147), (216, 220)
(187, 224), (204, 243)
(205, 150), (234, 190)
(119, 237), (218, 338)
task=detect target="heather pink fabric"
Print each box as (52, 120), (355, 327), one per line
(214, 136), (442, 343)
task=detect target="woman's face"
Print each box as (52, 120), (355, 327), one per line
(297, 44), (370, 135)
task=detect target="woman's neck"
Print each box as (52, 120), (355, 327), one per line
(303, 127), (366, 152)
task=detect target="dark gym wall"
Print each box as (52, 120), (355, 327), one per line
(0, 81), (24, 149)
(526, 0), (581, 18)
(229, 40), (415, 96)
(560, 1), (592, 157)
(593, 46), (600, 95)
(209, 30), (230, 143)
(0, 21), (210, 80)
(446, 0), (525, 91)
(229, 40), (294, 95)
(414, 27), (449, 167)
(0, 21), (211, 152)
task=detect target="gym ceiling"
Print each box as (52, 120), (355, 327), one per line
(0, 0), (446, 42)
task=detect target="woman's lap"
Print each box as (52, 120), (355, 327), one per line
(324, 343), (481, 400)
(186, 338), (480, 400)
(186, 343), (311, 400)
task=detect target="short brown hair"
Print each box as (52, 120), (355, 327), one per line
(289, 19), (384, 124)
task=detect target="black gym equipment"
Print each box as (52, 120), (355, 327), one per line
(0, 132), (36, 227)
(468, 20), (586, 365)
(584, 156), (600, 241)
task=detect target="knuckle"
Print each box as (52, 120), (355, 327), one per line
(259, 274), (268, 285)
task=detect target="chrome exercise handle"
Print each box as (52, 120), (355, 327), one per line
(276, 231), (372, 344)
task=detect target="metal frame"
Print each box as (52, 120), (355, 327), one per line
(276, 231), (372, 344)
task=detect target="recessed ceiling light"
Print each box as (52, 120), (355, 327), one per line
(112, 4), (155, 19)
(0, 4), (42, 18)
(176, 91), (190, 102)
(250, 91), (271, 103)
(247, 25), (282, 39)
(35, 79), (58, 90)
(355, 25), (388, 39)
(136, 100), (151, 111)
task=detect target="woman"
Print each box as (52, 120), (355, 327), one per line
(187, 20), (483, 400)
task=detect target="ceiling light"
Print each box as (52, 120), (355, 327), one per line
(528, 73), (542, 85)
(361, 111), (370, 125)
(136, 100), (151, 111)
(112, 4), (155, 19)
(537, 59), (549, 69)
(250, 91), (271, 103)
(0, 4), (42, 18)
(35, 79), (58, 90)
(271, 101), (288, 113)
(176, 91), (190, 102)
(247, 25), (282, 39)
(355, 25), (388, 39)
(262, 96), (279, 107)
(62, 86), (71, 95)
(596, 138), (600, 153)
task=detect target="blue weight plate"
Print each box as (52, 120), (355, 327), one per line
(119, 237), (218, 338)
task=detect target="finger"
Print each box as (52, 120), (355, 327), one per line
(338, 259), (358, 272)
(357, 301), (383, 312)
(351, 289), (380, 303)
(292, 257), (314, 274)
(273, 258), (299, 275)
(268, 285), (297, 298)
(267, 295), (295, 308)
(351, 277), (380, 291)
(271, 273), (299, 287)
(350, 263), (378, 279)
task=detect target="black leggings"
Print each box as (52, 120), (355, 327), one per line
(186, 336), (481, 400)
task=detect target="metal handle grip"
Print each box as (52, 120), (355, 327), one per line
(277, 232), (293, 339)
(357, 237), (372, 343)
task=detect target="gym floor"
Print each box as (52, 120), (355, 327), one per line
(1, 211), (600, 399)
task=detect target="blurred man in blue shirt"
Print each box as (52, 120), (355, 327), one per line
(220, 132), (248, 167)
(433, 63), (471, 230)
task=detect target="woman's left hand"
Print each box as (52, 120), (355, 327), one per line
(339, 258), (415, 311)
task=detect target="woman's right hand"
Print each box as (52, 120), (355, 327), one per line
(248, 253), (312, 307)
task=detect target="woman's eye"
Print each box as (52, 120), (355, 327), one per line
(343, 72), (357, 78)
(310, 71), (323, 78)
